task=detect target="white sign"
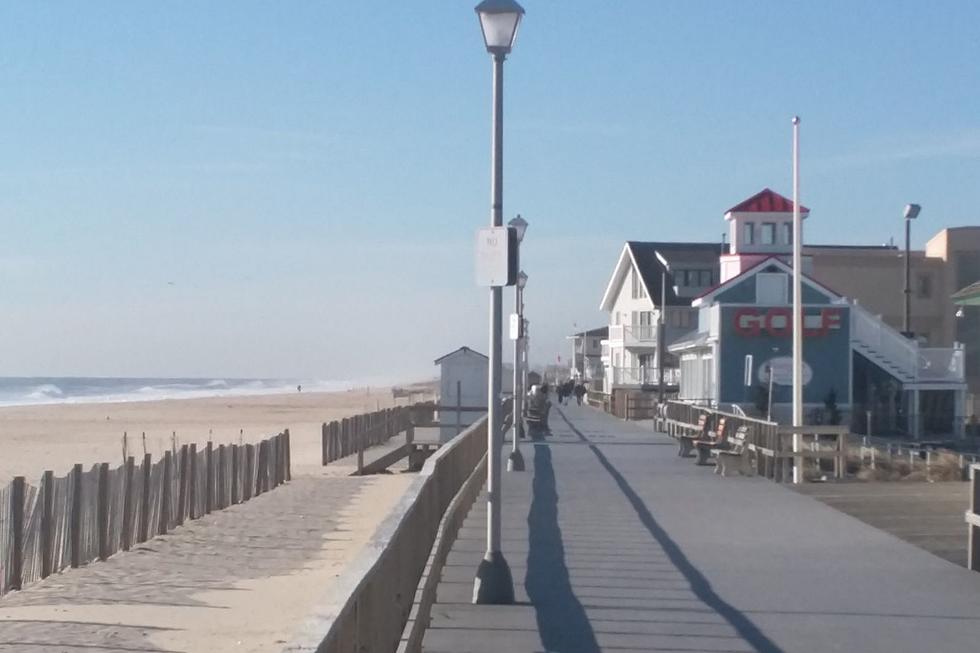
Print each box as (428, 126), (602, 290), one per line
(743, 355), (753, 386)
(758, 356), (813, 386)
(509, 313), (520, 340)
(475, 227), (515, 287)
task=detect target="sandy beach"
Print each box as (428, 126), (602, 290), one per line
(0, 381), (438, 651)
(0, 382), (435, 484)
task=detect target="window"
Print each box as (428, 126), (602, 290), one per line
(743, 222), (754, 245)
(761, 222), (776, 245)
(699, 270), (713, 287)
(917, 274), (932, 299)
(783, 222), (793, 245)
(630, 268), (647, 299)
(756, 272), (788, 303)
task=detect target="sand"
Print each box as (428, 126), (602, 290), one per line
(0, 382), (436, 483)
(0, 381), (437, 651)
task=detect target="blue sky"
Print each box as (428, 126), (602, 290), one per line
(0, 1), (978, 381)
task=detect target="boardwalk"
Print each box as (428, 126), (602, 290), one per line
(423, 403), (980, 653)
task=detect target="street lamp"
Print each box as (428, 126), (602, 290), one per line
(473, 0), (523, 607)
(509, 267), (528, 473)
(903, 203), (921, 338)
(654, 251), (671, 403)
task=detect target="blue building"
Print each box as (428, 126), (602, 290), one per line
(669, 190), (967, 436)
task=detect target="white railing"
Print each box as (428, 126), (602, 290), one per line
(610, 366), (681, 386)
(851, 302), (965, 384)
(851, 302), (917, 380)
(623, 325), (658, 345)
(918, 346), (965, 382)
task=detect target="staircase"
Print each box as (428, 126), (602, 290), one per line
(850, 302), (964, 386)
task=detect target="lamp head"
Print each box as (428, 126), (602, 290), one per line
(904, 203), (921, 220)
(508, 214), (529, 242)
(956, 306), (965, 318)
(475, 0), (525, 55)
(517, 270), (528, 289)
(654, 250), (670, 270)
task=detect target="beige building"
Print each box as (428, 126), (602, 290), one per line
(808, 227), (980, 403)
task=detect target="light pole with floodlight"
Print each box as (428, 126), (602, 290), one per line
(903, 203), (921, 338)
(654, 251), (671, 403)
(473, 0), (523, 606)
(509, 265), (528, 473)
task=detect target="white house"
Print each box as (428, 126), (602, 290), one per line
(599, 241), (724, 392)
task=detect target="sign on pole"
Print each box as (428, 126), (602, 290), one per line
(475, 226), (518, 287)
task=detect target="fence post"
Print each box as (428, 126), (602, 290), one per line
(138, 453), (151, 543)
(321, 423), (328, 465)
(231, 444), (240, 504)
(70, 463), (82, 568)
(97, 463), (110, 561)
(255, 441), (266, 495)
(8, 476), (25, 590)
(205, 441), (214, 514)
(176, 445), (188, 525)
(188, 443), (198, 520)
(38, 470), (54, 579)
(971, 465), (980, 571)
(284, 429), (291, 482)
(217, 445), (226, 509)
(121, 456), (135, 550)
(341, 418), (349, 457)
(159, 451), (172, 535)
(243, 444), (254, 501)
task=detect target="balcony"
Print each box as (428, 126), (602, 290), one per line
(609, 366), (681, 387)
(608, 324), (658, 350)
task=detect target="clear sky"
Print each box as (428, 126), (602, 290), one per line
(1, 1), (978, 382)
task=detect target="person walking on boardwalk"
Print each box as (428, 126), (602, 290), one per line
(574, 382), (586, 406)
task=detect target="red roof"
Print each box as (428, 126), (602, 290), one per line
(726, 188), (809, 214)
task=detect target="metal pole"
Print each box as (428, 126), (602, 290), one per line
(904, 217), (911, 336)
(658, 270), (666, 402)
(474, 52), (514, 605)
(792, 116), (804, 485)
(509, 283), (525, 471)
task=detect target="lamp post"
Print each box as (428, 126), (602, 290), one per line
(509, 265), (528, 473)
(903, 203), (921, 338)
(473, 0), (523, 606)
(654, 251), (671, 403)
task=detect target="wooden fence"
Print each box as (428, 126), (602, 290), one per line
(288, 399), (511, 653)
(0, 431), (290, 597)
(321, 402), (436, 465)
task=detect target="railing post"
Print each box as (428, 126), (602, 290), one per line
(970, 465), (980, 571)
(40, 470), (54, 579)
(322, 422), (329, 466)
(138, 453), (152, 543)
(70, 463), (83, 568)
(176, 445), (188, 524)
(98, 462), (110, 560)
(121, 456), (135, 550)
(284, 429), (291, 482)
(231, 443), (240, 504)
(188, 443), (198, 519)
(159, 451), (172, 535)
(217, 445), (226, 509)
(205, 441), (214, 513)
(8, 476), (25, 591)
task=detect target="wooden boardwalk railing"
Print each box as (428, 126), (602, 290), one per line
(0, 431), (290, 597)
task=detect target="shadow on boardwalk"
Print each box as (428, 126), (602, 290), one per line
(554, 408), (784, 653)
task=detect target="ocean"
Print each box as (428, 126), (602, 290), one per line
(0, 377), (354, 407)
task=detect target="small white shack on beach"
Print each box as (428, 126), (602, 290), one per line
(434, 346), (489, 443)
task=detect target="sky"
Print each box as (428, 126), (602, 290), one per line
(0, 1), (978, 383)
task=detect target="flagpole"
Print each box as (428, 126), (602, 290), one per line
(791, 116), (803, 485)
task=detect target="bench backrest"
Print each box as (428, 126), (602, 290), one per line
(714, 417), (727, 440)
(729, 426), (748, 451)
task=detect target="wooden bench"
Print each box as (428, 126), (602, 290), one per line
(525, 402), (550, 435)
(693, 417), (728, 466)
(711, 426), (751, 477)
(677, 414), (711, 457)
